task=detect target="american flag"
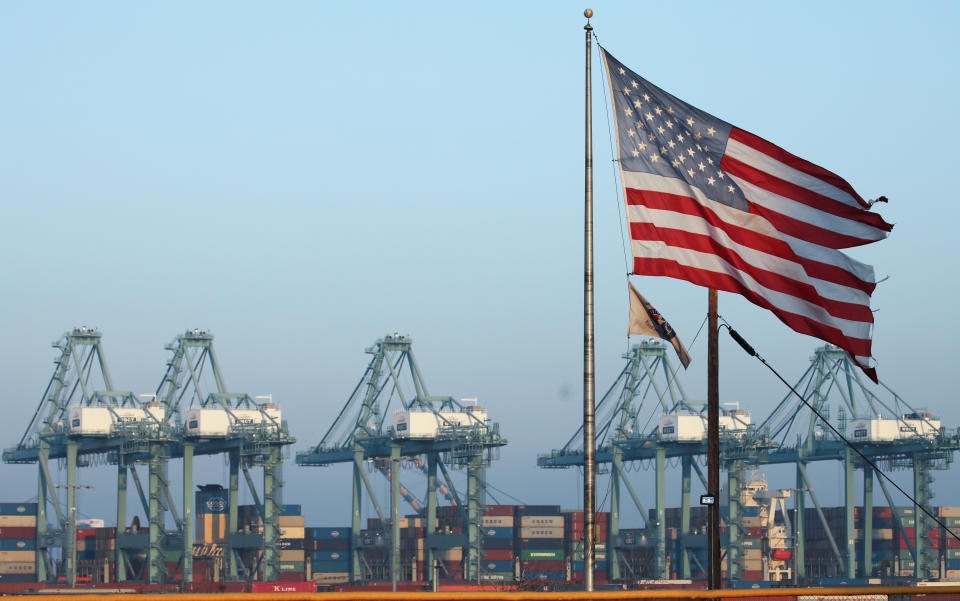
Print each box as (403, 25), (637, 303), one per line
(601, 49), (892, 382)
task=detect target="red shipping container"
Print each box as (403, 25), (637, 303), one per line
(0, 527), (35, 539)
(744, 527), (763, 538)
(947, 535), (960, 549)
(483, 505), (515, 516)
(76, 528), (96, 537)
(874, 507), (893, 518)
(251, 582), (316, 593)
(899, 527), (916, 548)
(276, 572), (306, 582)
(771, 549), (793, 560)
(520, 560), (564, 571)
(481, 549), (514, 561)
(742, 570), (763, 581)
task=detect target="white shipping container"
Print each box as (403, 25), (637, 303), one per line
(481, 516), (514, 527)
(230, 407), (282, 431)
(519, 515), (563, 528)
(900, 414), (941, 439)
(719, 410), (751, 436)
(184, 409), (230, 437)
(68, 407), (112, 435)
(658, 414), (705, 441)
(394, 410), (487, 439)
(850, 419), (900, 442)
(519, 526), (564, 539)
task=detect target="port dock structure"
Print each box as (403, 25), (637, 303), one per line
(297, 334), (506, 588)
(3, 328), (294, 586)
(539, 341), (960, 583)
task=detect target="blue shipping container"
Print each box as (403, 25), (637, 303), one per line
(481, 527), (514, 539)
(313, 539), (350, 552)
(312, 559), (351, 573)
(517, 538), (564, 550)
(310, 527), (351, 540)
(281, 504), (302, 516)
(0, 539), (36, 551)
(481, 560), (513, 573)
(947, 559), (960, 570)
(0, 504), (37, 516)
(0, 574), (35, 582)
(527, 571), (565, 581)
(516, 506), (561, 516)
(483, 539), (513, 550)
(313, 550), (349, 562)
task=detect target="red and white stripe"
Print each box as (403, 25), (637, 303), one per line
(622, 161), (884, 381)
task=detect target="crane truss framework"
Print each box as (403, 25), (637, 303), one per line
(3, 329), (294, 585)
(296, 334), (506, 586)
(537, 341), (960, 582)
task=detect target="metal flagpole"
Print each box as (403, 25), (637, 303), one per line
(582, 8), (596, 593)
(708, 289), (721, 589)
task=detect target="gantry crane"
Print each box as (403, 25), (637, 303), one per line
(296, 334), (506, 587)
(155, 329), (294, 583)
(755, 345), (960, 580)
(538, 340), (772, 581)
(3, 328), (295, 586)
(2, 327), (149, 584)
(540, 341), (960, 583)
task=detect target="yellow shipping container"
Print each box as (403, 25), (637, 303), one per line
(744, 549), (762, 561)
(741, 516), (763, 528)
(0, 551), (35, 562)
(0, 516), (36, 528)
(280, 526), (305, 539)
(278, 515), (305, 528)
(313, 572), (349, 583)
(280, 550), (305, 562)
(743, 559), (763, 572)
(0, 562), (34, 574)
(872, 528), (894, 539)
(940, 507), (960, 518)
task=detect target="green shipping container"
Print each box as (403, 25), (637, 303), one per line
(479, 573), (514, 581)
(520, 549), (563, 561)
(279, 561), (305, 572)
(946, 549), (960, 560)
(741, 539), (761, 549)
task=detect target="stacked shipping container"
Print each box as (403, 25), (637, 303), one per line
(480, 505), (514, 581)
(565, 510), (608, 584)
(0, 503), (36, 583)
(516, 505), (564, 582)
(308, 527), (350, 584)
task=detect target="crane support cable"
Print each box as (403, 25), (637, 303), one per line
(720, 318), (960, 545)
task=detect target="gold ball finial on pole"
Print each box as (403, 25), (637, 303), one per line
(584, 8), (593, 18)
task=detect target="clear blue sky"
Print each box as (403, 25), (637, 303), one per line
(1, 2), (957, 527)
